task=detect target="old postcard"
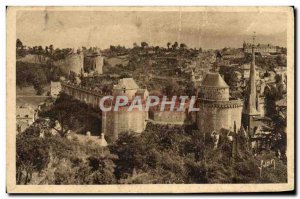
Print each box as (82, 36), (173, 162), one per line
(6, 6), (294, 193)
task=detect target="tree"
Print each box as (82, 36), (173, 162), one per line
(167, 42), (171, 50)
(40, 93), (102, 136)
(16, 133), (50, 184)
(141, 42), (148, 50)
(110, 45), (116, 52)
(87, 149), (117, 184)
(16, 61), (48, 94)
(16, 39), (23, 49)
(276, 55), (287, 66)
(172, 42), (178, 50)
(49, 45), (54, 55)
(163, 80), (180, 97)
(31, 69), (47, 95)
(40, 93), (78, 136)
(154, 46), (160, 54)
(45, 46), (49, 54)
(53, 160), (76, 184)
(16, 39), (27, 57)
(133, 42), (138, 49)
(38, 46), (44, 55)
(271, 114), (287, 159)
(180, 43), (187, 50)
(120, 72), (131, 79)
(109, 132), (145, 179)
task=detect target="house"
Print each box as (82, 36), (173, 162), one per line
(16, 105), (36, 133)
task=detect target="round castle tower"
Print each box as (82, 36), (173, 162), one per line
(83, 48), (104, 74)
(102, 78), (149, 143)
(54, 50), (84, 75)
(197, 73), (243, 134)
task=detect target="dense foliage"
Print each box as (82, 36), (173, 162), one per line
(17, 120), (287, 184)
(17, 128), (117, 185)
(40, 93), (101, 136)
(16, 61), (62, 95)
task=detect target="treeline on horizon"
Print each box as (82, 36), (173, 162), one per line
(16, 38), (203, 59)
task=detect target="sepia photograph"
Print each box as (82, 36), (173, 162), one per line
(6, 6), (294, 193)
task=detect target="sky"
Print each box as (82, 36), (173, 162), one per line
(16, 9), (288, 50)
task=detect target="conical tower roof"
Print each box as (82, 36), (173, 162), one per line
(201, 73), (229, 88)
(113, 78), (139, 90)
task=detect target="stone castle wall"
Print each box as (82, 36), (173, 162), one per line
(102, 107), (147, 143)
(54, 54), (84, 75)
(62, 82), (147, 143)
(149, 110), (190, 124)
(197, 100), (243, 133)
(18, 53), (103, 76)
(84, 56), (104, 74)
(199, 87), (229, 101)
(61, 82), (102, 109)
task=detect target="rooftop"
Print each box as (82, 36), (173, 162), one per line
(201, 73), (229, 88)
(16, 106), (35, 118)
(244, 43), (276, 48)
(113, 78), (140, 90)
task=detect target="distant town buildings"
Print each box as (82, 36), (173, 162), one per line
(243, 42), (277, 53)
(221, 48), (245, 59)
(16, 105), (37, 133)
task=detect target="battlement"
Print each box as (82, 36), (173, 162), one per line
(199, 99), (243, 108)
(61, 81), (104, 97)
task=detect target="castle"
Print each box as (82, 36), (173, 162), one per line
(243, 42), (277, 53)
(83, 48), (104, 75)
(54, 52), (85, 75)
(55, 49), (104, 76)
(59, 38), (265, 145)
(62, 74), (245, 143)
(197, 73), (243, 134)
(101, 78), (149, 143)
(61, 81), (103, 109)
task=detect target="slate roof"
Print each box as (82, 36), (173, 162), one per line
(113, 78), (139, 90)
(201, 73), (229, 88)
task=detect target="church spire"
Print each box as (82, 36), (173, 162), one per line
(242, 32), (260, 131)
(243, 32), (259, 115)
(248, 31), (258, 114)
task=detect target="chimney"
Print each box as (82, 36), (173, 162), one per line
(100, 133), (108, 147)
